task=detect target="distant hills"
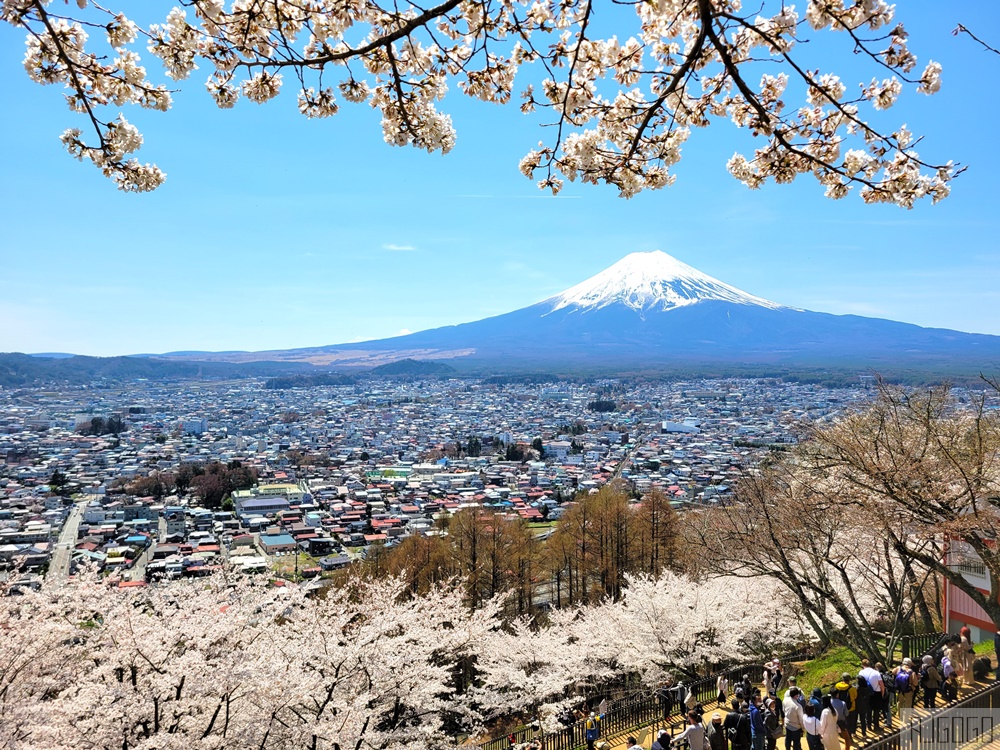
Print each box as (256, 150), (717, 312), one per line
(149, 251), (1000, 379)
(11, 251), (1000, 385)
(0, 353), (316, 389)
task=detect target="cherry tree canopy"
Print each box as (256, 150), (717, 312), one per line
(0, 569), (799, 749)
(4, 0), (951, 204)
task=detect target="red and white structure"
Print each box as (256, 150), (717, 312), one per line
(943, 540), (996, 640)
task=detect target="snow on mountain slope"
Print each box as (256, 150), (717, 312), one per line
(544, 250), (787, 314)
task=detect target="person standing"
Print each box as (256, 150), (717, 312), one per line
(686, 687), (700, 718)
(854, 676), (872, 738)
(659, 679), (675, 720)
(802, 704), (823, 750)
(808, 689), (823, 719)
(783, 687), (805, 750)
(858, 660), (884, 733)
(959, 627), (975, 686)
(749, 697), (767, 750)
(771, 657), (783, 693)
(673, 712), (706, 750)
(830, 690), (851, 750)
(675, 682), (688, 720)
(784, 678), (803, 703)
(894, 658), (918, 724)
(920, 655), (941, 709)
(835, 676), (857, 736)
(707, 713), (727, 750)
(725, 701), (752, 750)
(877, 662), (894, 728)
(763, 698), (781, 750)
(718, 674), (730, 707)
(994, 631), (1000, 683)
(819, 696), (840, 750)
(663, 675), (677, 718)
(585, 712), (602, 750)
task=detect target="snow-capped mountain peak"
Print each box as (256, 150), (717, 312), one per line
(545, 250), (785, 314)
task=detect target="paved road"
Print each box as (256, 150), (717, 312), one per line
(48, 499), (86, 582)
(125, 516), (166, 582)
(611, 426), (645, 482)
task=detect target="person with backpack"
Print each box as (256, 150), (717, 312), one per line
(830, 690), (851, 750)
(835, 675), (858, 735)
(854, 676), (872, 737)
(894, 659), (918, 724)
(858, 659), (884, 733)
(724, 700), (751, 750)
(919, 655), (941, 709)
(877, 662), (894, 728)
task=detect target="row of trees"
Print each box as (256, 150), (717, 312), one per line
(356, 485), (680, 617)
(117, 460), (258, 507)
(76, 415), (126, 436)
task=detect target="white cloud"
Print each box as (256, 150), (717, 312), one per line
(382, 243), (416, 252)
(397, 329), (412, 336)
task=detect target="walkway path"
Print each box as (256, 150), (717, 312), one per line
(594, 669), (998, 750)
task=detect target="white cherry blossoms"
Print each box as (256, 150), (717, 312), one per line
(5, 0), (953, 204)
(15, 2), (169, 191)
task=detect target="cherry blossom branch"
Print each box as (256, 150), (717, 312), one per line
(954, 23), (1000, 56)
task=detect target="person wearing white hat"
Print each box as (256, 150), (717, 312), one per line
(919, 655), (941, 709)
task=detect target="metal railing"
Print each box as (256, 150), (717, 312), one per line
(859, 680), (1000, 750)
(900, 633), (948, 663)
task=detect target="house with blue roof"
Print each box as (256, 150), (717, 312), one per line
(258, 533), (297, 554)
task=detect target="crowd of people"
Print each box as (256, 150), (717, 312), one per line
(631, 630), (985, 750)
(509, 629), (990, 750)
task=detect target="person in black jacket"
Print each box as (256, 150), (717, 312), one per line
(724, 700), (752, 750)
(707, 712), (728, 750)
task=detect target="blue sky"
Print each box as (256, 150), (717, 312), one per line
(2, 2), (999, 356)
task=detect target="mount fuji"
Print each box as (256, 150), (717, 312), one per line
(161, 251), (1000, 374)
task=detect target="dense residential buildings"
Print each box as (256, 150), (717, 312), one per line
(0, 375), (882, 583)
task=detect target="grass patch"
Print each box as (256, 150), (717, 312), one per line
(793, 647), (860, 695)
(272, 552), (318, 580)
(974, 639), (995, 655)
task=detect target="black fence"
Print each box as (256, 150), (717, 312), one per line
(860, 679), (1000, 750)
(899, 633), (948, 662)
(878, 633), (948, 665)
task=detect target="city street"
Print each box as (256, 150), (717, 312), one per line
(48, 499), (86, 582)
